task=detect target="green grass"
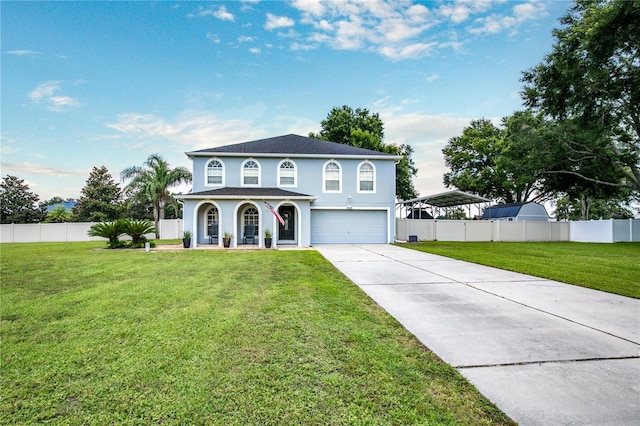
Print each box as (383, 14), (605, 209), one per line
(397, 241), (640, 298)
(1, 242), (513, 425)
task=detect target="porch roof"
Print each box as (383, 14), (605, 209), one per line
(176, 187), (316, 200)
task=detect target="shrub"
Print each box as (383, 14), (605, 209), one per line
(122, 219), (156, 248)
(88, 219), (126, 249)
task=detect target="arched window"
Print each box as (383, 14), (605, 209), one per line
(358, 161), (375, 192)
(242, 159), (260, 186)
(206, 159), (223, 185)
(243, 207), (259, 236)
(278, 160), (296, 186)
(323, 160), (341, 192)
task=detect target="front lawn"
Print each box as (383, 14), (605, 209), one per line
(397, 241), (640, 298)
(1, 242), (513, 425)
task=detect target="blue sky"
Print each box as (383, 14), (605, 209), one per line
(1, 0), (569, 201)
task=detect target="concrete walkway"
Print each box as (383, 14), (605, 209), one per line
(315, 244), (640, 426)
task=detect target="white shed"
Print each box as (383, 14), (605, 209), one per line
(482, 202), (549, 222)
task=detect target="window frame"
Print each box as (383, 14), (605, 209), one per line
(277, 159), (297, 187)
(205, 158), (225, 187)
(241, 158), (261, 187)
(357, 160), (376, 193)
(323, 160), (342, 193)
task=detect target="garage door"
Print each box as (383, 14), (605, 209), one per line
(311, 210), (387, 244)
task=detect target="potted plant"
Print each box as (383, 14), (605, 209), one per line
(182, 230), (192, 248)
(264, 229), (272, 248)
(223, 231), (232, 248)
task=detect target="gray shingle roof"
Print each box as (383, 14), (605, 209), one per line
(189, 134), (394, 157)
(180, 187), (315, 199)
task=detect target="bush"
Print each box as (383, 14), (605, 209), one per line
(88, 219), (126, 249)
(122, 219), (155, 247)
(88, 218), (156, 249)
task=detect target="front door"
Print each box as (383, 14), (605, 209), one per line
(278, 206), (295, 240)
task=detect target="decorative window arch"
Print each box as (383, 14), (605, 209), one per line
(323, 160), (342, 193)
(357, 161), (375, 193)
(243, 206), (259, 237)
(278, 159), (297, 187)
(242, 159), (260, 186)
(205, 159), (224, 186)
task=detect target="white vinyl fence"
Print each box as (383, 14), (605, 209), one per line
(570, 219), (640, 243)
(2, 218), (637, 244)
(396, 219), (570, 243)
(396, 218), (639, 243)
(0, 219), (183, 243)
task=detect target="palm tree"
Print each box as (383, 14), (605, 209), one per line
(121, 154), (191, 239)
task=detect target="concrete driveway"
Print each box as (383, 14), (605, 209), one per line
(315, 244), (640, 426)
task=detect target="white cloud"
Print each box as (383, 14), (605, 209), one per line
(28, 81), (80, 112)
(106, 111), (267, 150)
(0, 161), (87, 177)
(468, 1), (548, 35)
(287, 0), (548, 60)
(291, 0), (325, 18)
(206, 32), (221, 43)
(189, 5), (234, 21)
(0, 144), (19, 154)
(290, 42), (316, 51)
(379, 42), (437, 61)
(277, 29), (300, 39)
(265, 13), (295, 30)
(6, 49), (42, 56)
(290, 1), (439, 60)
(249, 47), (261, 54)
(238, 36), (256, 43)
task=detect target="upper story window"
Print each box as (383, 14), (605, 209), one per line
(206, 159), (224, 186)
(358, 161), (375, 192)
(278, 159), (296, 187)
(242, 159), (260, 186)
(323, 160), (341, 192)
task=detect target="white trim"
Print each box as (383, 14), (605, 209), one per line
(277, 158), (297, 188)
(187, 151), (402, 161)
(241, 158), (261, 187)
(322, 160), (342, 193)
(356, 160), (376, 194)
(233, 200), (262, 248)
(310, 206), (389, 210)
(272, 201), (303, 247)
(192, 200), (224, 248)
(177, 194), (316, 201)
(203, 203), (221, 243)
(204, 158), (225, 187)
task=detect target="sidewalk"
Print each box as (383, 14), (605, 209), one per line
(315, 244), (640, 426)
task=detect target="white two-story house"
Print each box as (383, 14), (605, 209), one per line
(177, 134), (400, 248)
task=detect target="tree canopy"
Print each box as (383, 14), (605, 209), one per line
(73, 166), (124, 222)
(0, 175), (46, 224)
(310, 105), (418, 200)
(442, 114), (552, 203)
(521, 0), (639, 197)
(121, 154), (192, 238)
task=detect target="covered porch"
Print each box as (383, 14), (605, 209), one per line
(179, 188), (315, 249)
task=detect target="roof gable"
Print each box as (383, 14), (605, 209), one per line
(482, 203), (524, 219)
(188, 134), (396, 158)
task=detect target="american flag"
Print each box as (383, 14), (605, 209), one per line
(264, 201), (285, 226)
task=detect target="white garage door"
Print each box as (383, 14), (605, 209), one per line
(311, 210), (388, 244)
